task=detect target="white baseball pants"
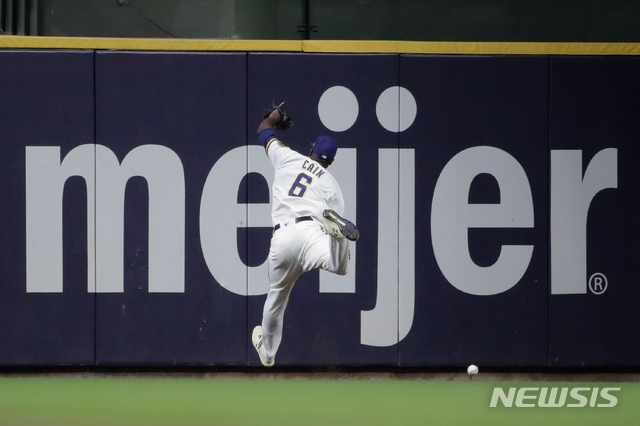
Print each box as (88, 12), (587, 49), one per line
(260, 218), (350, 363)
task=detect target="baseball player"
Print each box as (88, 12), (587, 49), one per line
(252, 104), (359, 367)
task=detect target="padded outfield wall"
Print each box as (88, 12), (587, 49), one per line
(1, 39), (639, 367)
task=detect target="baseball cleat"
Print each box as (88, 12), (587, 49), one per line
(322, 209), (360, 242)
(252, 326), (274, 367)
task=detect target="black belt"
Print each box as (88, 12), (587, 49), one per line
(273, 216), (313, 232)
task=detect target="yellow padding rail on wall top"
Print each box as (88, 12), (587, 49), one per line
(1, 35), (639, 55)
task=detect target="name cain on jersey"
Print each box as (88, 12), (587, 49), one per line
(302, 159), (325, 178)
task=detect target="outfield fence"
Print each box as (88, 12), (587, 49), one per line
(0, 39), (639, 367)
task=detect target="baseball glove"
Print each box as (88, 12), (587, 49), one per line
(264, 102), (293, 130)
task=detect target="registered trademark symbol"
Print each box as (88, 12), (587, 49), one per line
(589, 273), (608, 295)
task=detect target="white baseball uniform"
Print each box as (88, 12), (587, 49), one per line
(258, 130), (351, 364)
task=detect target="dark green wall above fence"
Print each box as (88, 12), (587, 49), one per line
(3, 0), (639, 42)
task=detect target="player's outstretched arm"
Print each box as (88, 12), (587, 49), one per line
(257, 103), (293, 151)
(258, 103), (293, 134)
(257, 108), (282, 133)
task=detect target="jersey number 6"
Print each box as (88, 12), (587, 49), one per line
(288, 173), (313, 198)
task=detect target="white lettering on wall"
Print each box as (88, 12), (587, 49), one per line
(361, 148), (415, 346)
(550, 149), (617, 294)
(26, 144), (185, 293)
(431, 146), (534, 296)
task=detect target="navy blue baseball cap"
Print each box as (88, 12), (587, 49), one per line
(311, 136), (338, 162)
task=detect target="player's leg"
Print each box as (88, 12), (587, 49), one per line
(259, 232), (304, 363)
(261, 263), (302, 361)
(327, 234), (350, 275)
(301, 223), (351, 275)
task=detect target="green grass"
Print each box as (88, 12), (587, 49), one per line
(0, 377), (636, 426)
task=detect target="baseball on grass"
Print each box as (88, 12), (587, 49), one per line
(467, 364), (479, 375)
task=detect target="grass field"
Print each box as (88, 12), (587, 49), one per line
(0, 376), (636, 425)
